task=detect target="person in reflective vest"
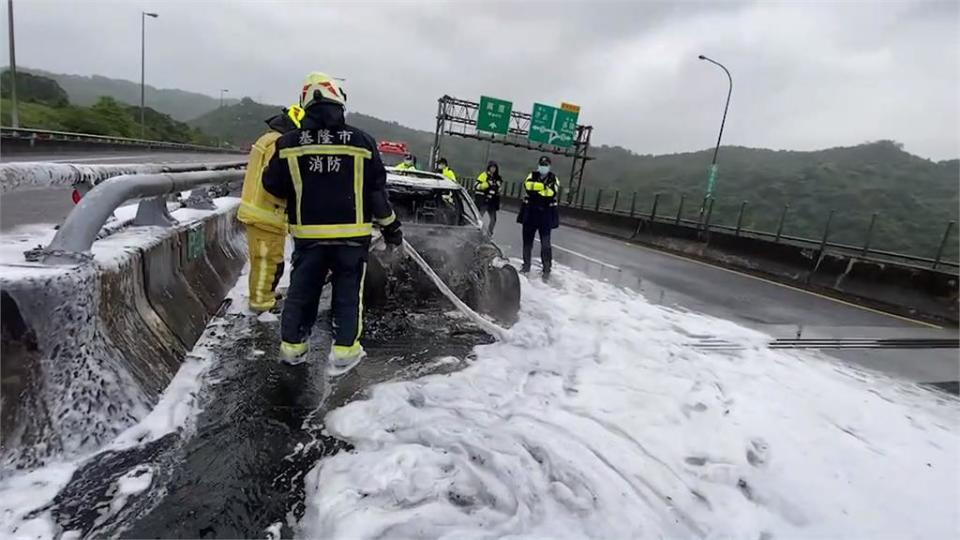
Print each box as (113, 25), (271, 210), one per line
(262, 72), (402, 372)
(394, 153), (417, 170)
(435, 157), (457, 183)
(516, 155), (560, 279)
(474, 160), (502, 235)
(237, 104), (304, 312)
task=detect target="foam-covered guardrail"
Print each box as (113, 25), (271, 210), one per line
(0, 161), (246, 194)
(0, 201), (245, 472)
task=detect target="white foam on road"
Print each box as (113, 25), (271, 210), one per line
(299, 265), (959, 539)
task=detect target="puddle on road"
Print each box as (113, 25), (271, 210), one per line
(44, 298), (492, 539)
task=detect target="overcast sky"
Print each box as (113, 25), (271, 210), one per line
(3, 0), (958, 159)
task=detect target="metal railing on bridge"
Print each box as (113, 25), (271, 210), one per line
(499, 182), (959, 272)
(1, 126), (242, 154)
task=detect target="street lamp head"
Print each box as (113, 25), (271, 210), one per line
(144, 12), (158, 18)
(697, 54), (706, 60)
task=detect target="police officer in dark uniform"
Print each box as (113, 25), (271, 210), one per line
(517, 155), (560, 279)
(262, 72), (402, 372)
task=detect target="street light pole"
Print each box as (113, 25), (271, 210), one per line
(698, 54), (732, 200)
(140, 11), (158, 139)
(217, 89), (229, 147)
(7, 0), (19, 128)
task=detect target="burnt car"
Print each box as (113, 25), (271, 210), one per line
(365, 167), (520, 324)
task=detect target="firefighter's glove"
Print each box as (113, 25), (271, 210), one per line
(381, 220), (403, 246)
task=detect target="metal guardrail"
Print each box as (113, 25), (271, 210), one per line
(1, 126), (242, 154)
(41, 169), (244, 264)
(500, 182), (960, 272)
(0, 160), (247, 194)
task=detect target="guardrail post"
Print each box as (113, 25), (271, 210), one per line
(775, 204), (789, 243)
(933, 221), (955, 269)
(860, 212), (878, 256)
(675, 194), (685, 226)
(579, 188), (587, 209)
(612, 190), (619, 213)
(735, 200), (747, 236)
(649, 193), (660, 223)
(185, 188), (216, 210)
(629, 192), (637, 217)
(133, 196), (177, 227)
(595, 188), (603, 212)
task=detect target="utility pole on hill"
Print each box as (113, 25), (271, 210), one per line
(697, 54), (732, 223)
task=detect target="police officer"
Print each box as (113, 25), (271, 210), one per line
(435, 157), (457, 182)
(474, 160), (502, 235)
(395, 153), (417, 170)
(517, 156), (560, 279)
(237, 104), (304, 312)
(263, 72), (402, 372)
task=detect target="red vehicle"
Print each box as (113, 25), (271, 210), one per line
(377, 141), (410, 167)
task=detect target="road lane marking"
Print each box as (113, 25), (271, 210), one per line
(610, 241), (944, 329)
(533, 238), (621, 270)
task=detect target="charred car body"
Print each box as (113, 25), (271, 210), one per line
(365, 167), (521, 324)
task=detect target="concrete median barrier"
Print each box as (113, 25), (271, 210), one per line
(1, 200), (245, 471)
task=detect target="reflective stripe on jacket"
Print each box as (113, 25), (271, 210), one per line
(261, 104), (396, 241)
(238, 130), (288, 234)
(523, 171), (559, 204)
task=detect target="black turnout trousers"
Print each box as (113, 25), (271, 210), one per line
(281, 239), (368, 348)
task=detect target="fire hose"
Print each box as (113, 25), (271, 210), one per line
(401, 239), (508, 341)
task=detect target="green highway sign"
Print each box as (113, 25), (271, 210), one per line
(528, 102), (579, 148)
(477, 96), (513, 135)
(187, 226), (205, 261)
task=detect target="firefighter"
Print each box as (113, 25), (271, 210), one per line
(262, 72), (402, 372)
(237, 104), (305, 312)
(474, 160), (502, 235)
(517, 155), (560, 279)
(395, 153), (417, 170)
(435, 157), (457, 182)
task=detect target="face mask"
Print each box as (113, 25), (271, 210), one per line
(538, 165), (550, 175)
(404, 159), (413, 165)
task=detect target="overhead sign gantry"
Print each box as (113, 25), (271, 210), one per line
(431, 95), (594, 204)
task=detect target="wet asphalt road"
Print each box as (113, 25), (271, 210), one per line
(45, 296), (491, 539)
(491, 211), (959, 385)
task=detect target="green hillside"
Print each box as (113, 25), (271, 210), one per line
(10, 67), (237, 121)
(1, 71), (214, 145)
(188, 97), (284, 145)
(6, 66), (955, 262)
(192, 98), (958, 261)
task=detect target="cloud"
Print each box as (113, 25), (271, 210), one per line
(2, 0), (957, 159)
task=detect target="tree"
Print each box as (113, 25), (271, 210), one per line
(0, 70), (70, 107)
